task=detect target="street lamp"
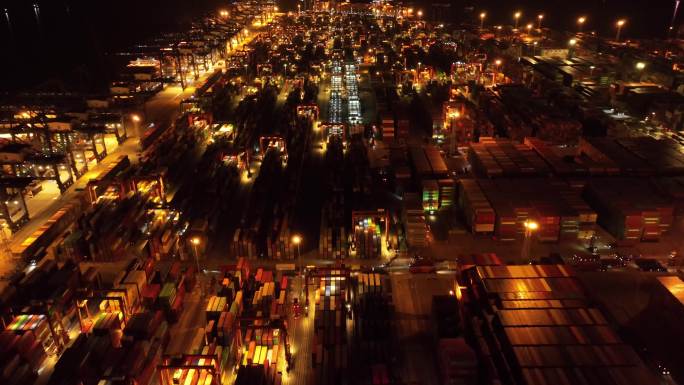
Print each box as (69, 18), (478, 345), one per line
(577, 16), (586, 32)
(616, 19), (626, 41)
(480, 12), (486, 30)
(292, 234), (302, 276)
(191, 237), (201, 275)
(493, 59), (502, 83)
(526, 23), (533, 35)
(514, 11), (522, 29)
(537, 14), (544, 30)
(417, 9), (423, 18)
(568, 39), (577, 59)
(522, 220), (539, 262)
(131, 114), (142, 140)
(533, 41), (538, 55)
(636, 62), (646, 81)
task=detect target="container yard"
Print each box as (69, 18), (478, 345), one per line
(2, 2), (683, 385)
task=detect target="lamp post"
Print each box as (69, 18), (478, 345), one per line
(616, 19), (626, 41)
(577, 16), (586, 33)
(131, 114), (142, 145)
(514, 11), (522, 29)
(635, 62), (646, 81)
(292, 234), (302, 276)
(522, 220), (539, 262)
(568, 38), (577, 59)
(537, 14), (544, 30)
(480, 12), (486, 30)
(191, 237), (201, 276)
(493, 59), (502, 84)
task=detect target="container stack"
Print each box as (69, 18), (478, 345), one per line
(402, 193), (428, 249)
(1, 320), (48, 385)
(122, 311), (169, 352)
(78, 193), (160, 261)
(157, 278), (186, 323)
(381, 115), (395, 142)
(463, 264), (658, 385)
(409, 145), (449, 182)
(438, 179), (455, 208)
(206, 296), (229, 321)
(230, 228), (258, 260)
(422, 180), (440, 212)
(319, 195), (348, 259)
(476, 180), (516, 241)
(410, 147), (433, 180)
(424, 145), (449, 178)
(524, 137), (588, 176)
(92, 312), (124, 348)
(311, 270), (349, 385)
(468, 178), (597, 242)
(458, 179), (495, 234)
(159, 344), (226, 385)
(266, 213), (296, 260)
(557, 186), (598, 240)
(616, 137), (684, 175)
(468, 139), (550, 178)
(353, 272), (395, 385)
(353, 218), (381, 259)
(583, 178), (674, 243)
(50, 323), (168, 385)
(236, 323), (284, 385)
(651, 177), (684, 216)
(231, 266), (288, 385)
(579, 137), (646, 176)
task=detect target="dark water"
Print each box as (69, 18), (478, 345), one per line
(0, 0), (221, 92)
(0, 0), (678, 92)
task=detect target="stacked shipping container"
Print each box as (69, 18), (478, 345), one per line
(319, 194), (348, 259)
(311, 270), (349, 385)
(461, 178), (597, 242)
(464, 264), (658, 385)
(458, 179), (495, 234)
(402, 193), (427, 249)
(582, 178), (674, 242)
(468, 138), (551, 178)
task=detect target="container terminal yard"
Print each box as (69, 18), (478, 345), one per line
(2, 1), (684, 384)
